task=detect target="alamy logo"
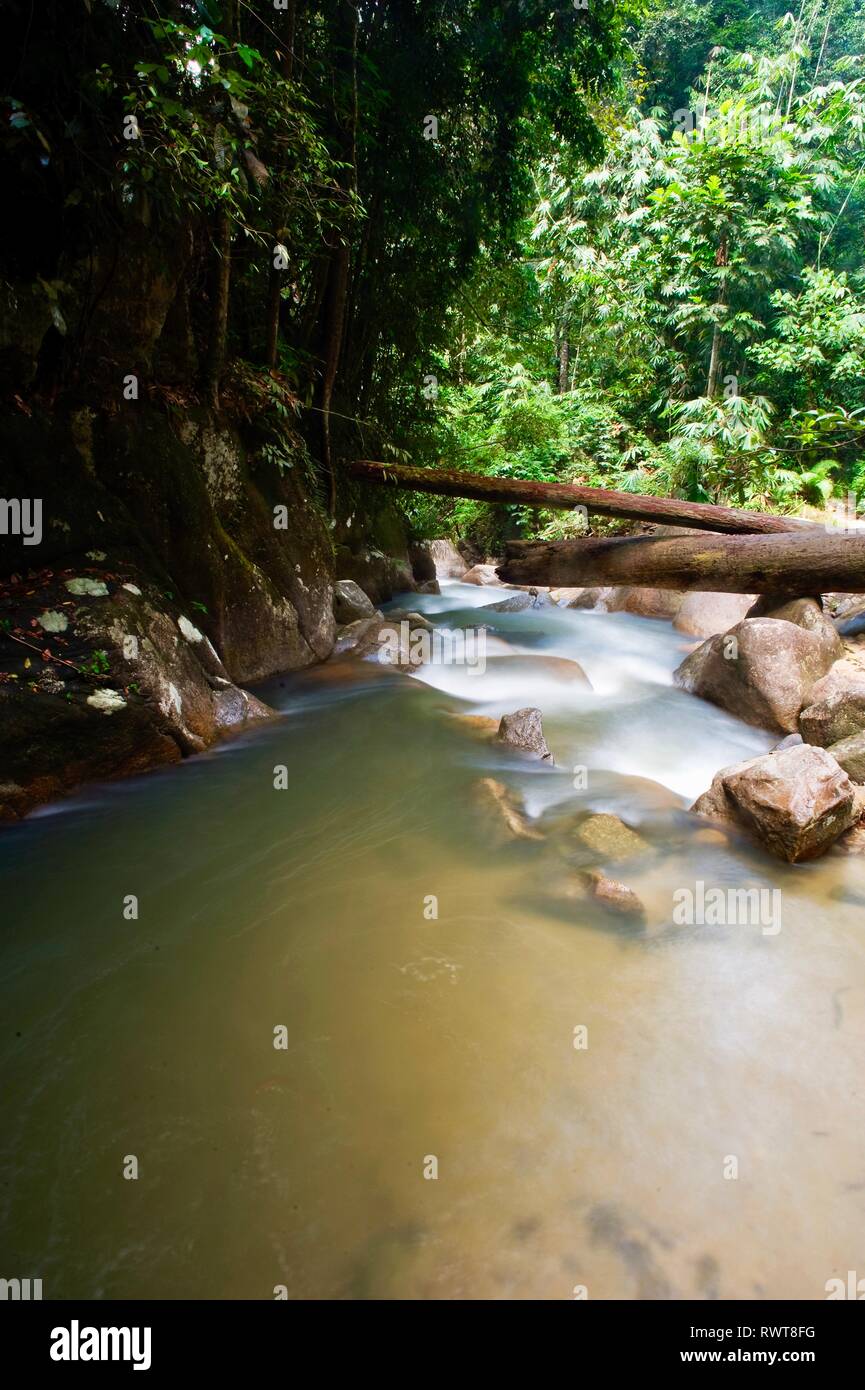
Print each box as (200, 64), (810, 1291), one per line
(378, 620), (486, 674)
(825, 1270), (865, 1299)
(0, 497), (42, 546)
(50, 1320), (152, 1371)
(0, 1276), (42, 1299)
(673, 880), (782, 936)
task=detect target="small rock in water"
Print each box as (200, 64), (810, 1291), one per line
(461, 563), (500, 586)
(496, 707), (553, 762)
(583, 869), (646, 921)
(573, 812), (650, 862)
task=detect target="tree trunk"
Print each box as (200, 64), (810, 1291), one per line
(348, 460), (817, 534)
(205, 206), (231, 409)
(204, 0), (238, 408)
(497, 532), (865, 594)
(558, 333), (569, 394)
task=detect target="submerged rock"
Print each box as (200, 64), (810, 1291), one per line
(693, 743), (857, 862)
(583, 869), (647, 920)
(473, 777), (544, 844)
(573, 812), (651, 862)
(674, 617), (842, 733)
(496, 707), (553, 762)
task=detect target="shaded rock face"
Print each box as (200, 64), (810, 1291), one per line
(607, 586), (683, 621)
(408, 540), (437, 583)
(673, 592), (755, 639)
(332, 579), (376, 624)
(827, 729), (865, 784)
(798, 661), (865, 747)
(694, 744), (857, 862)
(0, 578), (276, 821)
(0, 406), (337, 686)
(674, 617), (843, 733)
(496, 707), (552, 761)
(416, 579), (441, 594)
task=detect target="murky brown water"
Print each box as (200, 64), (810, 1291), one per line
(1, 583), (864, 1299)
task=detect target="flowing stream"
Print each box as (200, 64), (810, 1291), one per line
(1, 581), (864, 1299)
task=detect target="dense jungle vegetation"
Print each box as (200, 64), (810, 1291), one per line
(4, 1), (864, 552)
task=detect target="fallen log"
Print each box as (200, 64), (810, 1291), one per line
(349, 459), (817, 534)
(498, 531), (865, 594)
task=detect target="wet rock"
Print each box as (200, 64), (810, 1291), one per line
(212, 685), (274, 730)
(708, 744), (858, 862)
(333, 579), (377, 624)
(826, 729), (865, 784)
(484, 589), (552, 613)
(416, 579), (441, 595)
(673, 592), (755, 639)
(583, 869), (646, 920)
(567, 586), (615, 610)
(473, 777), (544, 844)
(573, 812), (650, 862)
(798, 661), (865, 747)
(447, 713), (499, 740)
(332, 615), (383, 656)
(674, 617), (843, 733)
(773, 733), (804, 751)
(407, 540), (437, 583)
(608, 586), (683, 621)
(496, 707), (553, 761)
(462, 563), (501, 586)
(550, 587), (585, 605)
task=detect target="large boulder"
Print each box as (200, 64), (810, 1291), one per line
(826, 729), (865, 784)
(607, 586), (684, 621)
(673, 592), (756, 639)
(798, 660), (865, 747)
(746, 595), (842, 663)
(332, 578), (377, 624)
(674, 617), (843, 733)
(462, 563), (501, 586)
(496, 707), (553, 762)
(407, 540), (437, 583)
(693, 744), (858, 861)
